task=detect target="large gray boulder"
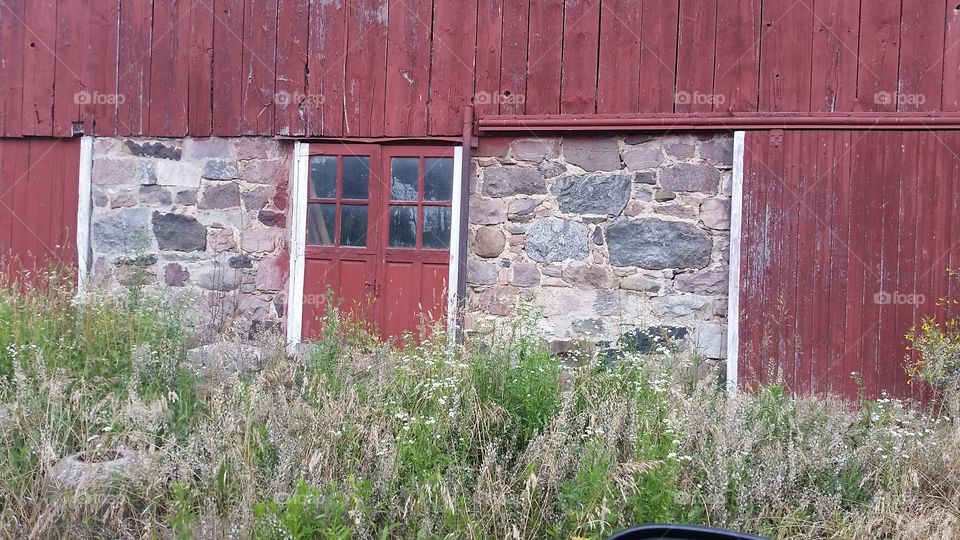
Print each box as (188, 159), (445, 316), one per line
(607, 218), (712, 269)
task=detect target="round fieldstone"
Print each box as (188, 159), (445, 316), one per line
(201, 159), (238, 180)
(164, 263), (190, 286)
(474, 226), (506, 258)
(152, 212), (207, 251)
(482, 166), (547, 197)
(552, 172), (632, 215)
(607, 218), (712, 269)
(525, 218), (589, 263)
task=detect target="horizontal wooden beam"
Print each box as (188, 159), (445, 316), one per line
(476, 113), (960, 132)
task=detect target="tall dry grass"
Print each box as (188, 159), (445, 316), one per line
(0, 271), (958, 539)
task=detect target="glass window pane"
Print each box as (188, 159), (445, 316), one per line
(389, 206), (417, 248)
(342, 156), (370, 199)
(423, 206), (452, 249)
(339, 205), (368, 247)
(309, 156), (337, 198)
(390, 157), (419, 201)
(424, 158), (454, 201)
(306, 203), (336, 245)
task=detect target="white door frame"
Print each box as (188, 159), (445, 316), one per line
(725, 131), (746, 392)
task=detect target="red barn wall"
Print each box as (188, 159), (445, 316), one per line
(738, 130), (960, 400)
(1, 0), (959, 139)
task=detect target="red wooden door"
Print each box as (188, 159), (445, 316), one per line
(301, 144), (455, 341)
(737, 130), (960, 401)
(0, 138), (80, 281)
(302, 144), (381, 339)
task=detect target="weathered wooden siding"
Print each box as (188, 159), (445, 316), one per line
(0, 138), (80, 272)
(1, 0), (960, 138)
(738, 130), (960, 400)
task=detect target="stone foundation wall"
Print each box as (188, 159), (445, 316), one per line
(89, 137), (291, 334)
(466, 134), (733, 358)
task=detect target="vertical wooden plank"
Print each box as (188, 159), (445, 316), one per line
(58, 139), (81, 267)
(597, 0), (641, 114)
(344, 0), (388, 136)
(825, 131), (852, 396)
(148, 0), (191, 136)
(809, 0), (860, 112)
(759, 0), (814, 111)
(875, 131), (904, 397)
(10, 141), (48, 264)
(559, 0), (601, 114)
(891, 132), (919, 399)
(498, 0), (528, 115)
(0, 142), (11, 255)
(843, 132), (869, 398)
(117, 0), (154, 135)
(274, 0), (309, 136)
(384, 0), (432, 136)
(473, 0), (504, 119)
(675, 0), (717, 113)
(943, 2), (960, 111)
(20, 0), (57, 136)
(306, 0), (346, 136)
(84, 0), (121, 135)
(808, 131), (836, 393)
(897, 0), (946, 112)
(713, 0), (759, 112)
(855, 0), (901, 111)
(0, 0), (25, 136)
(525, 0), (563, 115)
(429, 0), (479, 135)
(53, 0), (90, 136)
(775, 132), (801, 390)
(738, 132), (768, 387)
(240, 0), (278, 135)
(188, 0), (215, 136)
(211, 0), (244, 136)
(638, 0), (679, 113)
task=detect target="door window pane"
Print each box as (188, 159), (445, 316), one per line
(390, 157), (419, 201)
(307, 203), (336, 245)
(340, 205), (368, 247)
(424, 157), (454, 201)
(422, 206), (452, 249)
(389, 206), (417, 247)
(309, 156), (337, 198)
(342, 156), (370, 199)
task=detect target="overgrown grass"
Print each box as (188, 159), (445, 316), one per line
(1, 271), (959, 538)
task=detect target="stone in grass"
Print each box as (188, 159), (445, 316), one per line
(618, 325), (689, 354)
(184, 341), (272, 381)
(49, 448), (148, 492)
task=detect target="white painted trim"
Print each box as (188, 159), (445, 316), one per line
(76, 137), (94, 293)
(286, 142), (309, 348)
(446, 146), (464, 343)
(726, 131), (746, 393)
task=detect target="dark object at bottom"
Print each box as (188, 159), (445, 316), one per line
(606, 524), (768, 540)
